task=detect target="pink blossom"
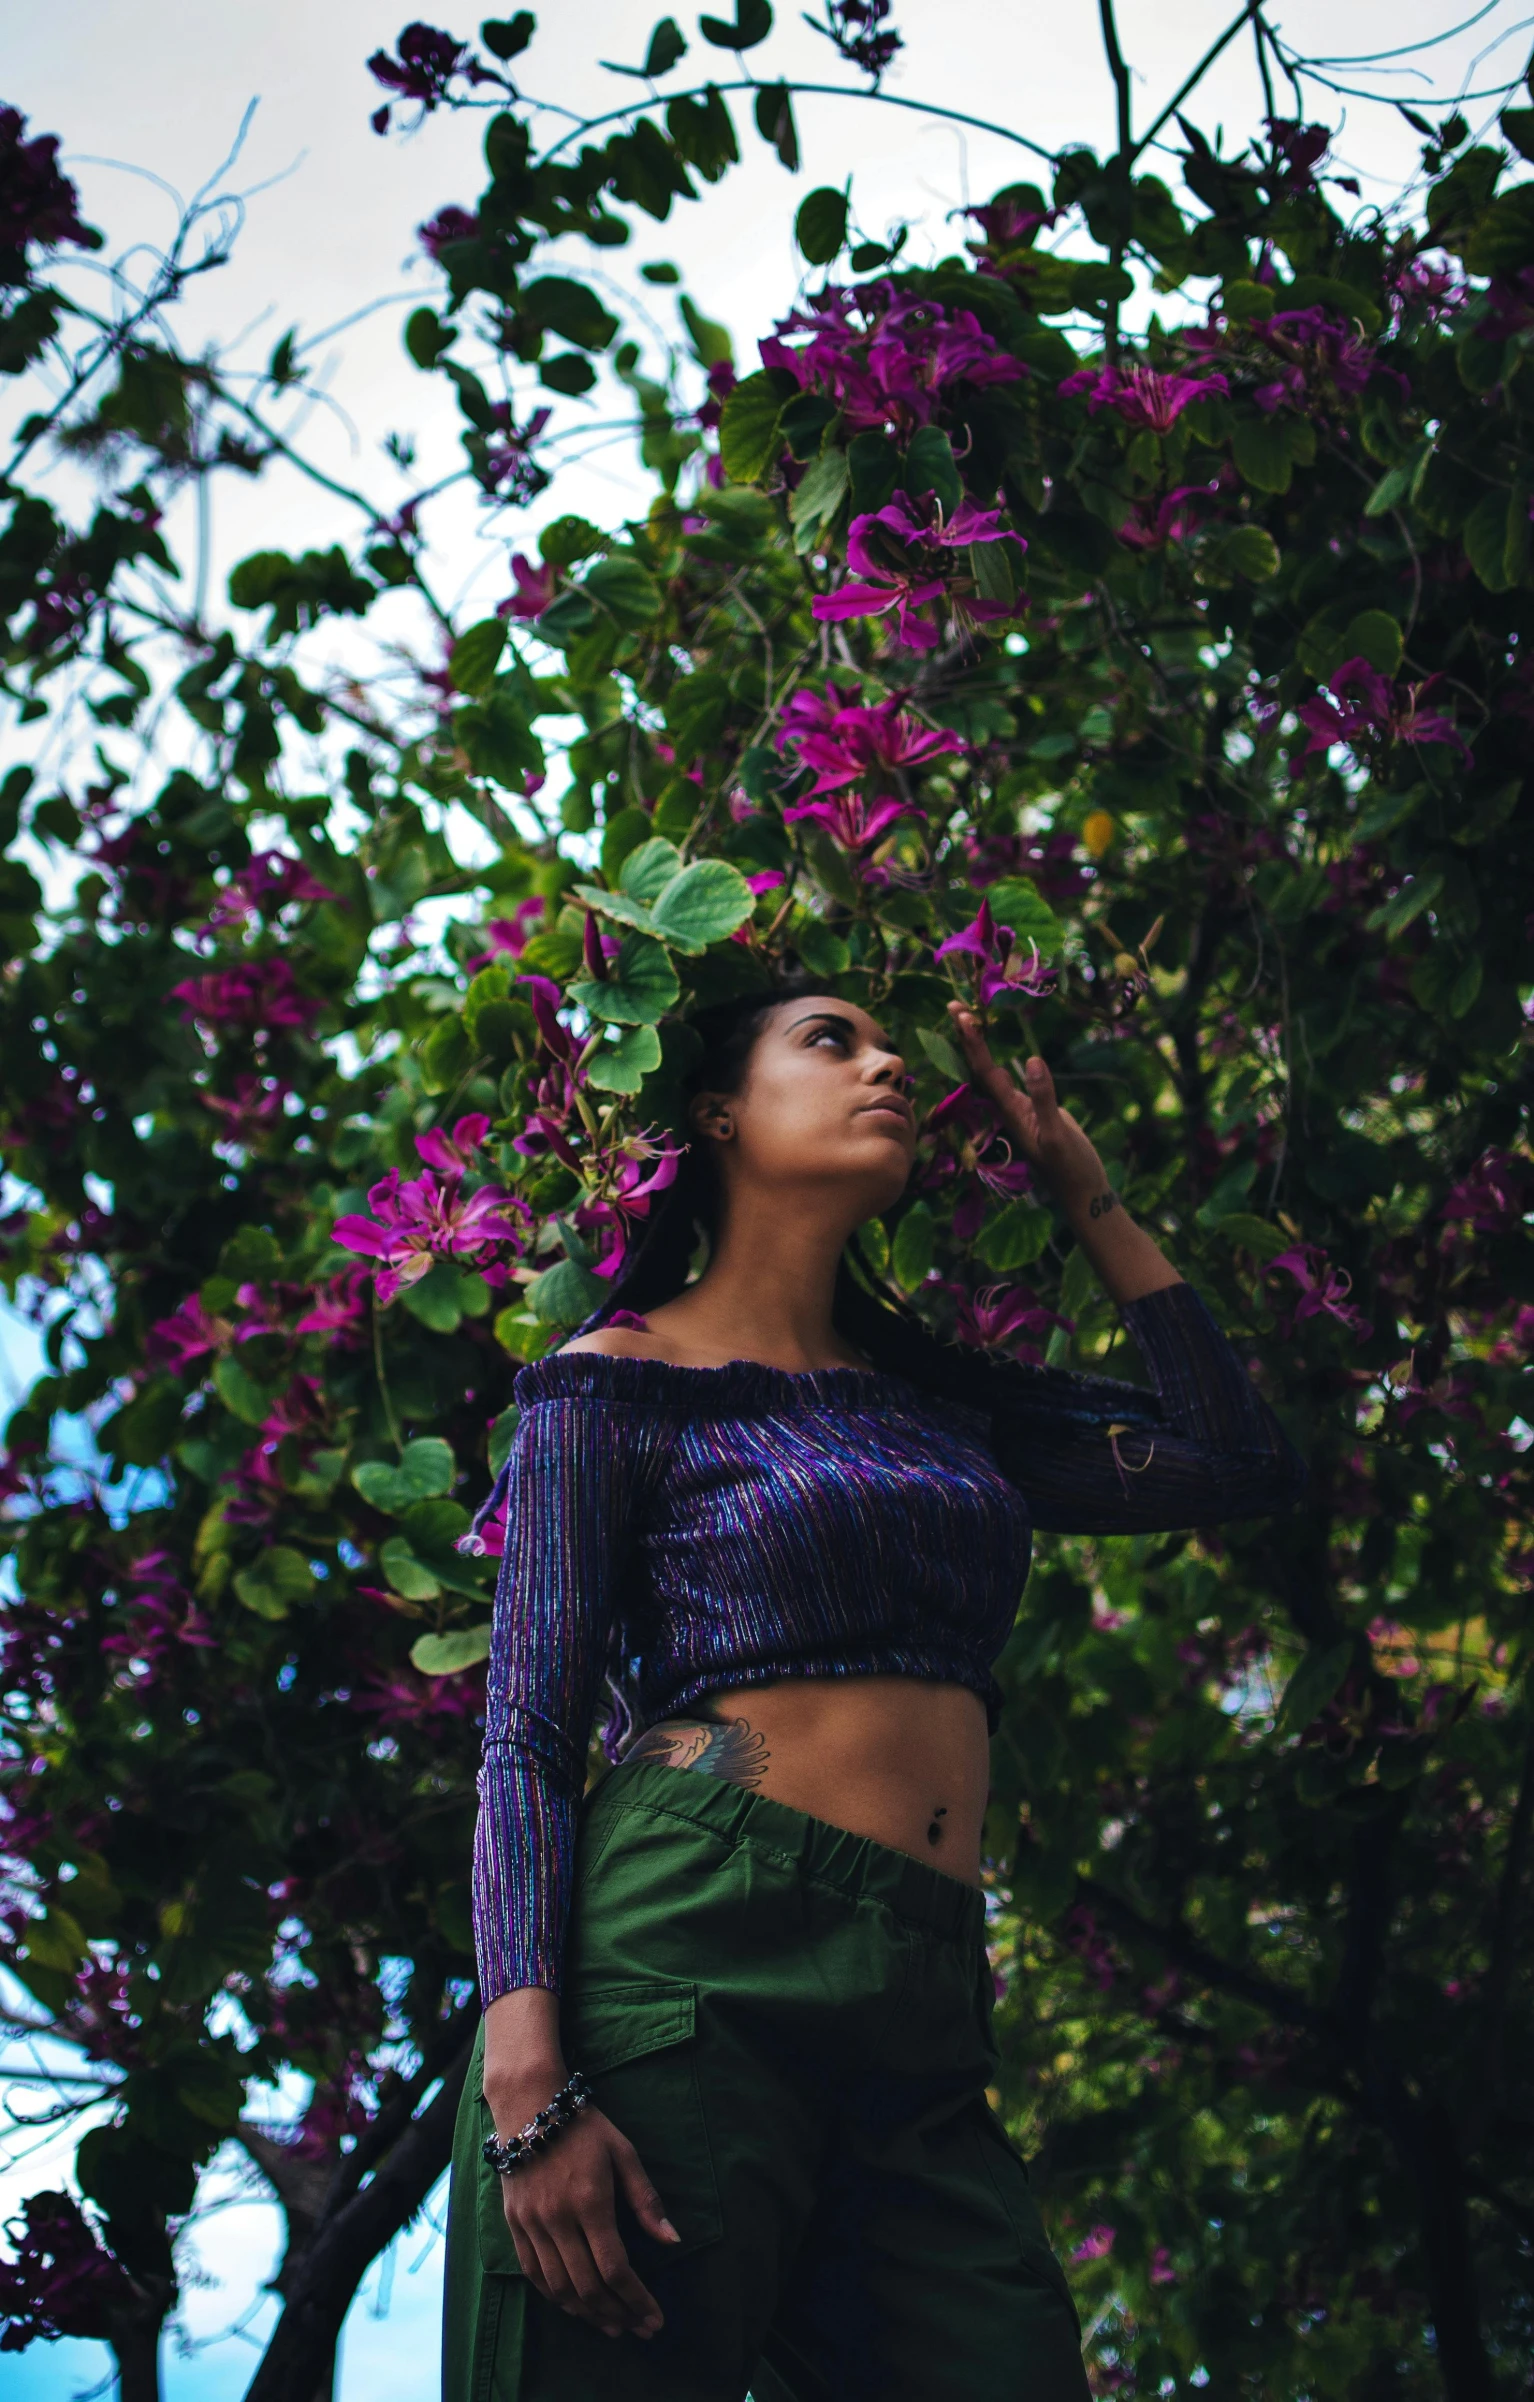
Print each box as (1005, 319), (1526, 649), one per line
(1267, 1245), (1372, 1340)
(498, 553), (560, 620)
(813, 488), (1023, 649)
(935, 897), (1057, 1007)
(964, 190), (1063, 253)
(468, 895), (545, 970)
(1070, 2225), (1116, 2263)
(199, 1075), (290, 1142)
(418, 203), (478, 260)
(1117, 478), (1224, 551)
(760, 281), (1023, 441)
(779, 686), (966, 794)
(1298, 656), (1470, 764)
(1150, 2246), (1178, 2286)
(415, 1111), (492, 1176)
(172, 959), (322, 1035)
(206, 852), (334, 927)
(333, 1149), (531, 1304)
(924, 1082), (1035, 1240)
(784, 787), (917, 855)
(1058, 361), (1228, 431)
(1441, 1148), (1528, 1234)
(575, 1133), (685, 1277)
(295, 1271), (370, 1343)
(1254, 306), (1385, 404)
(476, 406), (552, 505)
(746, 870), (786, 896)
(947, 1279), (1069, 1363)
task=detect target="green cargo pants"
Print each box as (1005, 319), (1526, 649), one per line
(444, 1762), (1088, 2402)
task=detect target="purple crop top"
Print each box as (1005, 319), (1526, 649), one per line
(473, 1282), (1302, 1998)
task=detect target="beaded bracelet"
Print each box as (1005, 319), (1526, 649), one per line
(482, 2069), (592, 2177)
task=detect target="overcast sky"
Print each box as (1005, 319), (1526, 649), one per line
(3, 4), (1531, 2395)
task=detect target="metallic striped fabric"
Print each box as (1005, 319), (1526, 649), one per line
(473, 1282), (1303, 1999)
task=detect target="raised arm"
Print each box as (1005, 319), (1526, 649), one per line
(947, 1006), (1305, 1532)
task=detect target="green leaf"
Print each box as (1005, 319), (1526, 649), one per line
(213, 1356), (278, 1427)
(234, 1546), (316, 1620)
(916, 1025), (966, 1083)
(1500, 106), (1534, 163)
(411, 1624), (493, 1676)
(1210, 524), (1281, 583)
(720, 370), (786, 483)
(1369, 869), (1445, 939)
(796, 186), (849, 266)
(977, 1201), (1052, 1273)
(378, 1537), (442, 1602)
(488, 1406), (520, 1473)
(1233, 416), (1301, 494)
(855, 1217), (890, 1277)
(1210, 1212), (1289, 1261)
(987, 878), (1065, 957)
(400, 1258), (472, 1332)
(583, 551), (663, 628)
(351, 1437), (457, 1514)
(448, 618), (508, 696)
(754, 81), (798, 171)
(667, 87), (738, 182)
(405, 307), (454, 367)
(570, 931), (680, 1023)
(528, 1256), (610, 1326)
(540, 352), (598, 396)
(586, 1022), (664, 1092)
(700, 0), (772, 49)
(1462, 184), (1534, 276)
(522, 275), (619, 351)
(795, 919), (849, 976)
(788, 446), (850, 549)
(1463, 489), (1518, 592)
(892, 1202), (935, 1292)
(971, 538), (1017, 607)
(1341, 609), (1404, 673)
(649, 858), (756, 951)
(1277, 1639), (1353, 1734)
(679, 295), (733, 368)
(903, 424), (963, 516)
(539, 514), (605, 566)
(619, 835), (684, 899)
(481, 13), (536, 61)
(601, 806), (655, 882)
(576, 882), (660, 937)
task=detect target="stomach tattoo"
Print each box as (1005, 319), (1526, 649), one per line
(625, 1716), (770, 1789)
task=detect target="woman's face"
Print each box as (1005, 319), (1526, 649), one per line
(695, 999), (915, 1218)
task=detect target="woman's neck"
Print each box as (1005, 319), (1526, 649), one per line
(651, 1187), (864, 1371)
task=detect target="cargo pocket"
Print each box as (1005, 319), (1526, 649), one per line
(477, 1979), (722, 2275)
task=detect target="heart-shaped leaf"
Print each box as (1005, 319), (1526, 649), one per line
(648, 859), (755, 953)
(619, 836), (684, 900)
(234, 1546), (316, 1620)
(378, 1538), (442, 1602)
(586, 1022), (663, 1093)
(351, 1437), (457, 1515)
(570, 932), (680, 1024)
(720, 371), (786, 484)
(528, 1257), (610, 1327)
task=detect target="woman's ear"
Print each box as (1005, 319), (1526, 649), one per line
(689, 1090), (734, 1145)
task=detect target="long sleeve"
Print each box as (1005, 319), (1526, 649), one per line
(473, 1392), (668, 2001)
(990, 1281), (1306, 1535)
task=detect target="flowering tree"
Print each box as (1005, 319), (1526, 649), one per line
(2, 11), (1533, 2398)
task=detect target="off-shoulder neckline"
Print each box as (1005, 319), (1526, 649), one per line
(512, 1348), (919, 1412)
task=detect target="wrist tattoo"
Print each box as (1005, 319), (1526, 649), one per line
(1087, 1189), (1119, 1220)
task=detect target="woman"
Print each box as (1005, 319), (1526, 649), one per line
(444, 983), (1303, 2402)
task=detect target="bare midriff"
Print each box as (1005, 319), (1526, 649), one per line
(621, 1674), (992, 1886)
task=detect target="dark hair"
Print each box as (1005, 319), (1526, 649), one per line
(581, 977), (1013, 1418)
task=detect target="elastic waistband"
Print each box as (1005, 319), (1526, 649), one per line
(586, 1759), (986, 1948)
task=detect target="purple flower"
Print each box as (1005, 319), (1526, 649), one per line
(813, 488), (1023, 649)
(498, 552), (560, 621)
(963, 190), (1063, 255)
(936, 897), (1057, 1007)
(1253, 307), (1384, 406)
(0, 108), (99, 273)
(1070, 2224), (1116, 2264)
(924, 1083), (1035, 1240)
(415, 1111), (493, 1176)
(575, 1134), (685, 1278)
(0, 2190), (135, 2346)
(1298, 656), (1470, 765)
(333, 1147), (531, 1304)
(367, 23), (495, 134)
(418, 204), (479, 260)
(467, 895), (545, 970)
(512, 977), (589, 1168)
(1117, 478), (1224, 552)
(1262, 117), (1331, 197)
(1058, 361), (1229, 433)
(199, 1074), (290, 1144)
(813, 0), (903, 79)
(779, 686), (965, 793)
(761, 282), (1023, 441)
(294, 1271), (370, 1343)
(1267, 1245), (1372, 1340)
(947, 1280), (1069, 1363)
(477, 406), (552, 505)
(1441, 1148), (1529, 1234)
(783, 786), (917, 855)
(206, 851), (334, 929)
(171, 960), (322, 1035)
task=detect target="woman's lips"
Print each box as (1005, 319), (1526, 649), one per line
(857, 1099), (913, 1131)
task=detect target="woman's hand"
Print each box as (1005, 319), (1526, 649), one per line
(945, 1003), (1181, 1307)
(946, 1005), (1105, 1206)
(497, 2103), (680, 2340)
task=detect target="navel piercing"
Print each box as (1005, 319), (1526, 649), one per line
(927, 1805), (947, 1846)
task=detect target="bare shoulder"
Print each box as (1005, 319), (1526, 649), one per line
(558, 1327), (660, 1360)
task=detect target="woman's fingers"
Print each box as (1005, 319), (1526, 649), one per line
(612, 2134), (681, 2247)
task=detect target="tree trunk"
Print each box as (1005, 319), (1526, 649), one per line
(240, 2022), (475, 2402)
(1381, 2085), (1494, 2402)
(110, 2316), (162, 2402)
